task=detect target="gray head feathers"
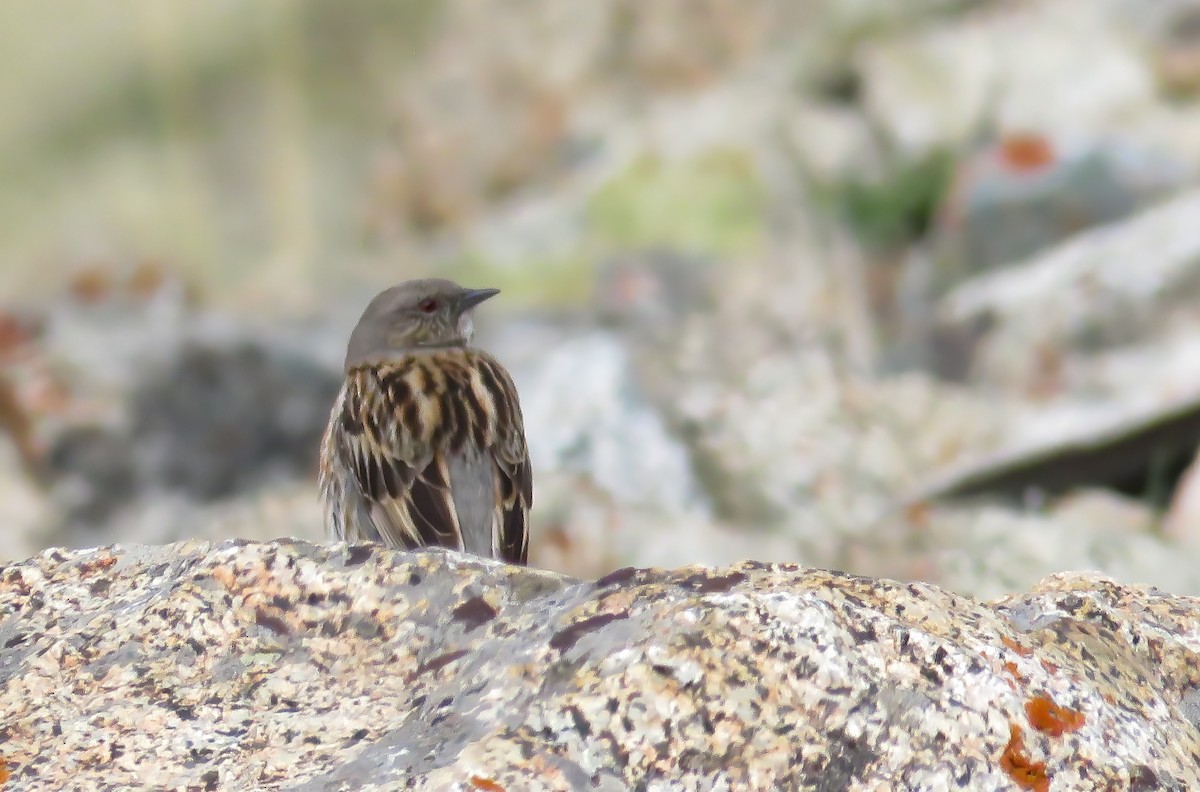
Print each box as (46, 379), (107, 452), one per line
(343, 278), (499, 371)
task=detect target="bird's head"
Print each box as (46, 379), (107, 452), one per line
(344, 278), (499, 370)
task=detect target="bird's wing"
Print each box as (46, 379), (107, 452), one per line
(479, 358), (533, 565)
(333, 353), (532, 564)
(491, 450), (532, 564)
(333, 370), (465, 552)
(368, 454), (464, 552)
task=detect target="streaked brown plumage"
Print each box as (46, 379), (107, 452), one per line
(318, 278), (531, 563)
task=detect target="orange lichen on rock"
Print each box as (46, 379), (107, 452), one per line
(999, 133), (1056, 173)
(903, 499), (932, 528)
(1002, 636), (1034, 657)
(212, 566), (237, 590)
(1026, 695), (1085, 737)
(77, 555), (118, 577)
(68, 266), (114, 303)
(1000, 724), (1049, 792)
(0, 312), (39, 357)
(469, 777), (505, 791)
(127, 260), (167, 299)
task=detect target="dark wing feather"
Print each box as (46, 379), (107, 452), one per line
(400, 456), (463, 548)
(494, 453), (532, 564)
(334, 352), (532, 563)
(335, 367), (465, 552)
(477, 355), (532, 565)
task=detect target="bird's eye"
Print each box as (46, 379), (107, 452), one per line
(418, 298), (438, 313)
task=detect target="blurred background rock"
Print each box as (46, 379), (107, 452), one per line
(3, 0), (1200, 597)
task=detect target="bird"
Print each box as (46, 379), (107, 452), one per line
(318, 278), (532, 564)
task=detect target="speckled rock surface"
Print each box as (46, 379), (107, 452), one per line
(2, 541), (1199, 790)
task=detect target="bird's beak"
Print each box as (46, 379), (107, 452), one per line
(460, 287), (500, 311)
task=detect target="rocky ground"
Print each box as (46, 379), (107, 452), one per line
(3, 0), (1200, 600)
(2, 540), (1198, 789)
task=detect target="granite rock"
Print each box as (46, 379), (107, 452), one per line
(937, 186), (1200, 391)
(858, 0), (1159, 154)
(509, 329), (709, 521)
(933, 133), (1191, 283)
(2, 540), (1198, 790)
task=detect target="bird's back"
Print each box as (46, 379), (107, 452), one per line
(319, 347), (531, 563)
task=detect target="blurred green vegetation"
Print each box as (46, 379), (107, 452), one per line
(444, 149), (767, 309)
(0, 1), (436, 307)
(587, 149), (766, 257)
(815, 147), (955, 252)
(0, 1), (962, 313)
(449, 252), (595, 310)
